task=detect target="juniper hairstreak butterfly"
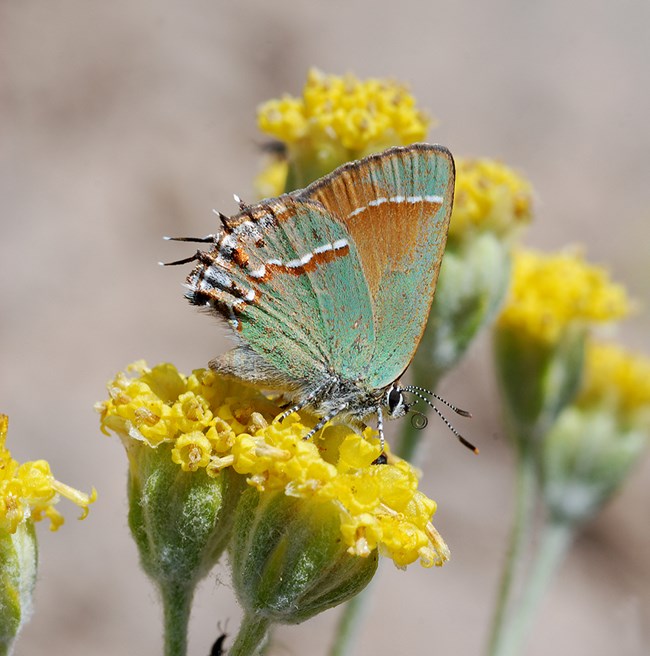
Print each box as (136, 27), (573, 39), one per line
(165, 144), (473, 455)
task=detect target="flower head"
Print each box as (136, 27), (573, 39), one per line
(256, 69), (430, 189)
(97, 360), (274, 449)
(231, 417), (448, 569)
(98, 362), (448, 569)
(450, 158), (533, 241)
(497, 248), (630, 345)
(258, 68), (429, 153)
(0, 415), (95, 533)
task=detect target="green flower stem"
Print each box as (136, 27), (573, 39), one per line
(160, 581), (194, 656)
(491, 519), (574, 656)
(229, 614), (271, 656)
(487, 446), (538, 656)
(328, 584), (375, 656)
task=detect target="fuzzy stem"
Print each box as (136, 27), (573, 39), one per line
(492, 520), (574, 656)
(229, 614), (271, 656)
(487, 445), (537, 656)
(160, 581), (194, 656)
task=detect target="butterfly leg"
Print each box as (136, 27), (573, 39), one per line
(376, 406), (385, 453)
(302, 402), (350, 442)
(275, 382), (330, 424)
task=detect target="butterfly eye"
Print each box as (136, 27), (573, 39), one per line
(387, 386), (406, 417)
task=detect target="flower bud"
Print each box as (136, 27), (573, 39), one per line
(494, 323), (586, 442)
(0, 521), (37, 656)
(540, 341), (650, 524)
(230, 488), (378, 624)
(126, 442), (244, 589)
(97, 363), (255, 590)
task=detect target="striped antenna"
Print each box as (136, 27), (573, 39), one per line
(404, 388), (478, 454)
(403, 385), (472, 417)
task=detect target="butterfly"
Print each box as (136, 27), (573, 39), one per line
(166, 144), (472, 455)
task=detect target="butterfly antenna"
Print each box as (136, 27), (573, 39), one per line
(403, 385), (472, 417)
(405, 388), (478, 454)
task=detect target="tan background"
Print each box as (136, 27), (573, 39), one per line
(2, 1), (649, 654)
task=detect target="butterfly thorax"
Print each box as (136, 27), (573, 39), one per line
(282, 371), (410, 433)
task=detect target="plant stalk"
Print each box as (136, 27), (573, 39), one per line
(491, 519), (574, 656)
(487, 446), (538, 656)
(229, 614), (271, 656)
(160, 581), (194, 656)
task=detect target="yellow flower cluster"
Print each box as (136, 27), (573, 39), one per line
(579, 341), (650, 419)
(0, 415), (95, 533)
(257, 68), (429, 153)
(450, 158), (533, 240)
(98, 362), (449, 568)
(97, 361), (277, 450)
(232, 417), (448, 568)
(497, 249), (630, 344)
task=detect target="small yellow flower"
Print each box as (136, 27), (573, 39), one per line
(99, 363), (448, 568)
(450, 158), (533, 240)
(497, 248), (630, 344)
(258, 68), (429, 155)
(0, 415), (95, 533)
(171, 432), (213, 472)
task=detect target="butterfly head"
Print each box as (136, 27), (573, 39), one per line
(384, 384), (410, 419)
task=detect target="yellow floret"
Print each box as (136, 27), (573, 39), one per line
(172, 432), (213, 472)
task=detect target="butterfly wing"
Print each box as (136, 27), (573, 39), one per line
(298, 143), (455, 389)
(185, 195), (376, 386)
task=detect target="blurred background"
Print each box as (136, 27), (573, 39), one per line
(2, 1), (649, 654)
